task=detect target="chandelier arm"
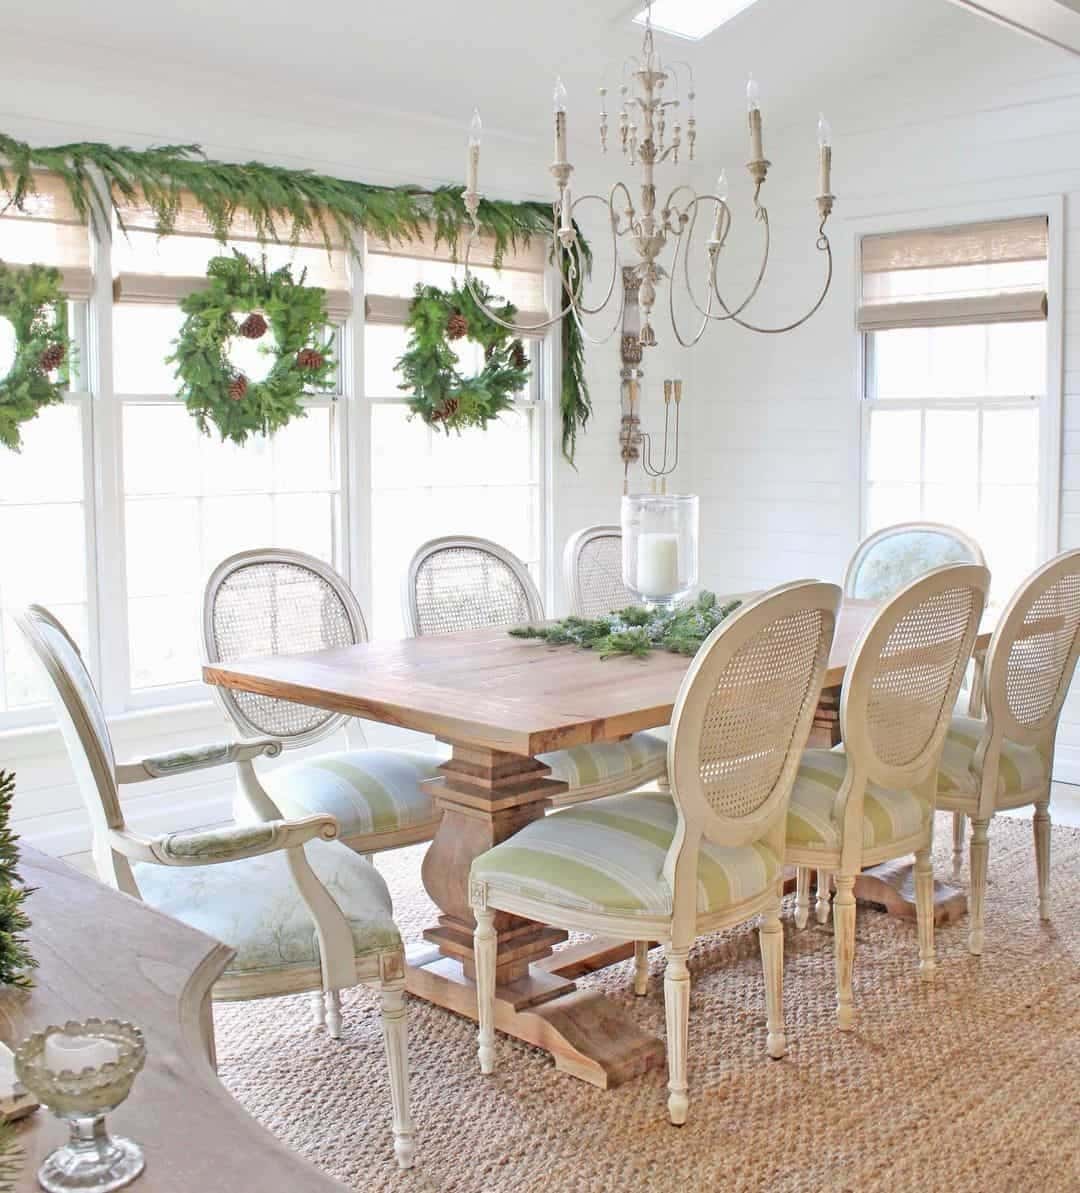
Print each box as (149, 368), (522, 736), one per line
(667, 214), (715, 348)
(673, 197), (733, 323)
(461, 232), (585, 334)
(707, 204), (773, 320)
(718, 233), (834, 334)
(554, 191), (624, 317)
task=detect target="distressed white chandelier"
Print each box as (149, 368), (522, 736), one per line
(461, 3), (836, 349)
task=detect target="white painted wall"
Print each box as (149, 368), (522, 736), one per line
(682, 18), (1080, 778)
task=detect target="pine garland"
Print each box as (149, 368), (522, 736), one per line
(510, 591), (742, 659)
(0, 1124), (18, 1193)
(0, 772), (35, 989)
(0, 134), (592, 461)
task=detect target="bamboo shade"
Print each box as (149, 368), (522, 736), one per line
(0, 171), (92, 297)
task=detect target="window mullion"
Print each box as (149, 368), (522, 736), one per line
(347, 241), (373, 615)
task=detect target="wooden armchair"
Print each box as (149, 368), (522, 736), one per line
(404, 535), (668, 808)
(16, 604), (415, 1169)
(469, 581), (841, 1124)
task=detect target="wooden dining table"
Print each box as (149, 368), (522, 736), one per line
(203, 598), (992, 1090)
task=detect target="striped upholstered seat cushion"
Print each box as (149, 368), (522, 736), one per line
(787, 748), (931, 852)
(262, 750), (442, 843)
(937, 715), (1048, 800)
(471, 790), (780, 920)
(539, 731), (667, 795)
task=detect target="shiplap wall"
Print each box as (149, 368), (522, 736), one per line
(684, 18), (1080, 779)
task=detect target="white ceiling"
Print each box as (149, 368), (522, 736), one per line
(0, 0), (990, 156)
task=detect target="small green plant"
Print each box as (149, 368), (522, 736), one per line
(0, 771), (35, 989)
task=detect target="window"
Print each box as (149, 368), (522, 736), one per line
(860, 216), (1050, 600)
(0, 181), (553, 729)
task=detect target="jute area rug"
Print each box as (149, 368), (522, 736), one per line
(213, 813), (1080, 1193)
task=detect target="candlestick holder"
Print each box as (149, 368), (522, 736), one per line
(15, 1019), (146, 1193)
(622, 492), (699, 611)
(641, 378), (683, 494)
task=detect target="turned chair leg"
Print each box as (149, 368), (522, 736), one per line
(815, 870), (831, 924)
(969, 817), (990, 956)
(325, 989), (343, 1039)
(663, 947), (691, 1126)
(759, 897), (787, 1059)
(473, 907), (497, 1075)
(951, 812), (966, 878)
(379, 980), (415, 1170)
(310, 990), (327, 1030)
(914, 847), (936, 981)
(1033, 800), (1051, 922)
(833, 874), (856, 1031)
(633, 941), (650, 996)
(794, 866), (811, 930)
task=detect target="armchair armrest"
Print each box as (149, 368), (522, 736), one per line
(107, 814), (338, 867)
(116, 737), (283, 785)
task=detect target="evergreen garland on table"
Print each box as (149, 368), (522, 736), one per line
(0, 262), (76, 452)
(167, 252), (335, 444)
(0, 772), (36, 990)
(0, 134), (592, 461)
(0, 1124), (18, 1193)
(510, 591), (743, 659)
(397, 279), (530, 432)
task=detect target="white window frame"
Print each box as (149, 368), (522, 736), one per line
(847, 195), (1064, 561)
(1, 219), (555, 733)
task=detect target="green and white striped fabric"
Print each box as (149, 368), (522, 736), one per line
(262, 749), (442, 842)
(540, 731), (667, 793)
(471, 790), (780, 920)
(787, 748), (931, 851)
(938, 715), (1048, 800)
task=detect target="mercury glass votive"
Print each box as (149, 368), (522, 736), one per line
(621, 493), (699, 611)
(15, 1019), (146, 1193)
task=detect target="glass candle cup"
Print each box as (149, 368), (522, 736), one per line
(621, 493), (699, 611)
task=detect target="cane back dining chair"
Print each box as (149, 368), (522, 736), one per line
(203, 549), (442, 854)
(935, 549), (1080, 954)
(563, 525), (636, 618)
(786, 564), (989, 1030)
(404, 536), (668, 807)
(468, 581), (841, 1124)
(16, 604), (415, 1168)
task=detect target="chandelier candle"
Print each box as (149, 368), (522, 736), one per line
(747, 76), (765, 162)
(817, 113), (832, 197)
(467, 108), (481, 195)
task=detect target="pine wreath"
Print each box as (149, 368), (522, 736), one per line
(0, 261), (75, 452)
(397, 278), (530, 433)
(168, 251), (335, 444)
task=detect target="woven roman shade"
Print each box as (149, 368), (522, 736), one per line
(0, 171), (92, 298)
(858, 216), (1048, 331)
(112, 187), (351, 319)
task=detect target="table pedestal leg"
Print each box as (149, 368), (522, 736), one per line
(405, 743), (666, 1089)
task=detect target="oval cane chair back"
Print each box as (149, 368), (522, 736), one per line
(844, 522), (986, 601)
(204, 549), (368, 749)
(842, 563), (989, 791)
(667, 581), (841, 850)
(404, 536), (544, 637)
(983, 549), (1080, 747)
(563, 525), (636, 618)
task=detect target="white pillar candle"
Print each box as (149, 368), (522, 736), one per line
(636, 533), (680, 598)
(44, 1033), (120, 1074)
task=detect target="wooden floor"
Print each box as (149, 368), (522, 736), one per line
(56, 782), (1080, 877)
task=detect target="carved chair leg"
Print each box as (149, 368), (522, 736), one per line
(1033, 800), (1051, 921)
(914, 847), (936, 980)
(759, 898), (787, 1059)
(969, 817), (991, 956)
(310, 991), (327, 1030)
(815, 869), (831, 924)
(379, 979), (415, 1171)
(951, 812), (966, 878)
(325, 988), (343, 1039)
(663, 947), (691, 1126)
(833, 874), (856, 1031)
(473, 907), (497, 1075)
(794, 866), (811, 930)
(633, 940), (650, 996)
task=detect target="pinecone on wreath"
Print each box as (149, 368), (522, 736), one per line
(510, 340), (528, 370)
(296, 347), (325, 371)
(238, 312), (268, 339)
(446, 312), (468, 341)
(38, 343), (65, 373)
(228, 374), (249, 401)
(432, 397), (460, 423)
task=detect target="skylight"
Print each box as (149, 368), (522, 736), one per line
(633, 0), (761, 41)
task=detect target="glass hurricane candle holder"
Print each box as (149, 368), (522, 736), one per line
(622, 493), (699, 611)
(15, 1019), (146, 1193)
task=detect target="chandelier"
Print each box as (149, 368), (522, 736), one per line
(461, 3), (836, 349)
